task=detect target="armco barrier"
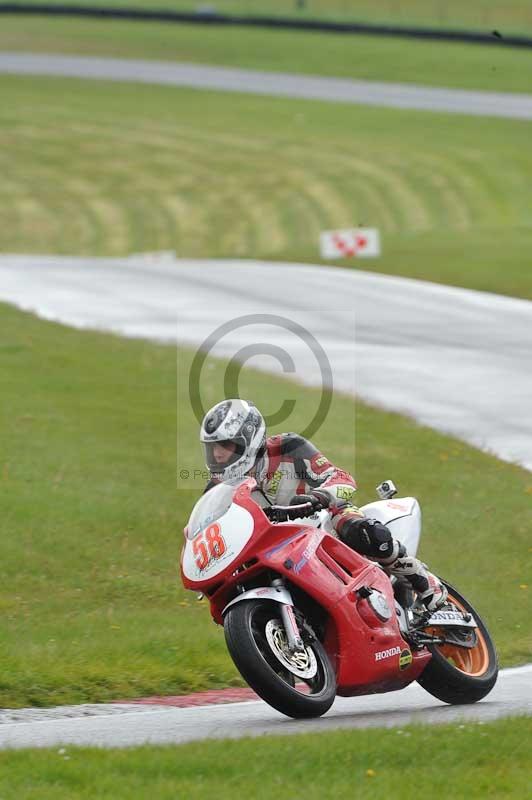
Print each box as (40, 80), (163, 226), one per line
(1, 3), (532, 50)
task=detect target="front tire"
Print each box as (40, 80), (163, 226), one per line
(224, 599), (336, 719)
(417, 581), (498, 704)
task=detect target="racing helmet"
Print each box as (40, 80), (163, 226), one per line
(200, 399), (266, 481)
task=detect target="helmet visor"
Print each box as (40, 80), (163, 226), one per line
(203, 437), (247, 476)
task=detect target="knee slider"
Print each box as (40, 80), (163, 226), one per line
(371, 523), (394, 558)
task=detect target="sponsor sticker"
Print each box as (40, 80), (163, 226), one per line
(426, 610), (477, 627)
(375, 646), (402, 662)
(336, 486), (357, 502)
(430, 611), (464, 622)
(311, 454), (330, 474)
(399, 649), (413, 670)
(294, 531), (322, 573)
(387, 501), (408, 512)
(375, 646), (413, 669)
(268, 469), (283, 495)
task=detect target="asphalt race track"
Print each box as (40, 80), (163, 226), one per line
(0, 666), (530, 749)
(1, 254), (531, 472)
(2, 53), (532, 119)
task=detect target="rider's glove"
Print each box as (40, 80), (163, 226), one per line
(289, 493), (324, 512)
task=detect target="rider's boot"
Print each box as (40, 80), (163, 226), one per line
(380, 545), (448, 612)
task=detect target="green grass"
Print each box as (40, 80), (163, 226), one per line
(1, 718), (531, 799)
(1, 300), (531, 707)
(2, 16), (532, 93)
(1, 30), (531, 708)
(11, 0), (532, 36)
(1, 75), (531, 299)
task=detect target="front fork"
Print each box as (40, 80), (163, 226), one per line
(271, 578), (304, 652)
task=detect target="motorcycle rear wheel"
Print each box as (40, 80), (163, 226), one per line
(224, 599), (336, 719)
(417, 581), (498, 704)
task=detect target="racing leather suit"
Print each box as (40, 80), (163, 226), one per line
(206, 433), (368, 545)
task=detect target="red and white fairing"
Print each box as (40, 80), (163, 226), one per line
(180, 478), (432, 697)
(182, 482), (255, 582)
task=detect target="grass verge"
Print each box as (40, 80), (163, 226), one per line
(0, 717), (531, 799)
(1, 75), (532, 299)
(1, 16), (532, 93)
(1, 301), (530, 707)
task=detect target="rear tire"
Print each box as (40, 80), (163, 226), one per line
(224, 599), (336, 719)
(417, 581), (498, 704)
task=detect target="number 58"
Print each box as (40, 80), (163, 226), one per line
(193, 523), (226, 570)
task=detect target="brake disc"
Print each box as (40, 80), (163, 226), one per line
(265, 619), (318, 679)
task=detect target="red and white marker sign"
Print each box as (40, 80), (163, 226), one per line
(320, 228), (380, 259)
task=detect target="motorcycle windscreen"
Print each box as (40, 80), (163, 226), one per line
(183, 480), (255, 581)
(186, 479), (245, 540)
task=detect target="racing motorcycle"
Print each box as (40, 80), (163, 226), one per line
(180, 477), (498, 718)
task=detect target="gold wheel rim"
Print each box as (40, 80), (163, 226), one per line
(428, 594), (490, 677)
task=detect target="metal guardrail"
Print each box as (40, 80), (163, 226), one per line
(1, 3), (532, 49)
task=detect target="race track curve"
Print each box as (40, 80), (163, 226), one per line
(1, 255), (531, 747)
(1, 254), (531, 472)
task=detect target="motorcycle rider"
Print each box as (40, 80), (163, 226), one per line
(200, 398), (448, 612)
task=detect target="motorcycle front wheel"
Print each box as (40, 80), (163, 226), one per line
(224, 599), (336, 719)
(417, 581), (498, 704)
